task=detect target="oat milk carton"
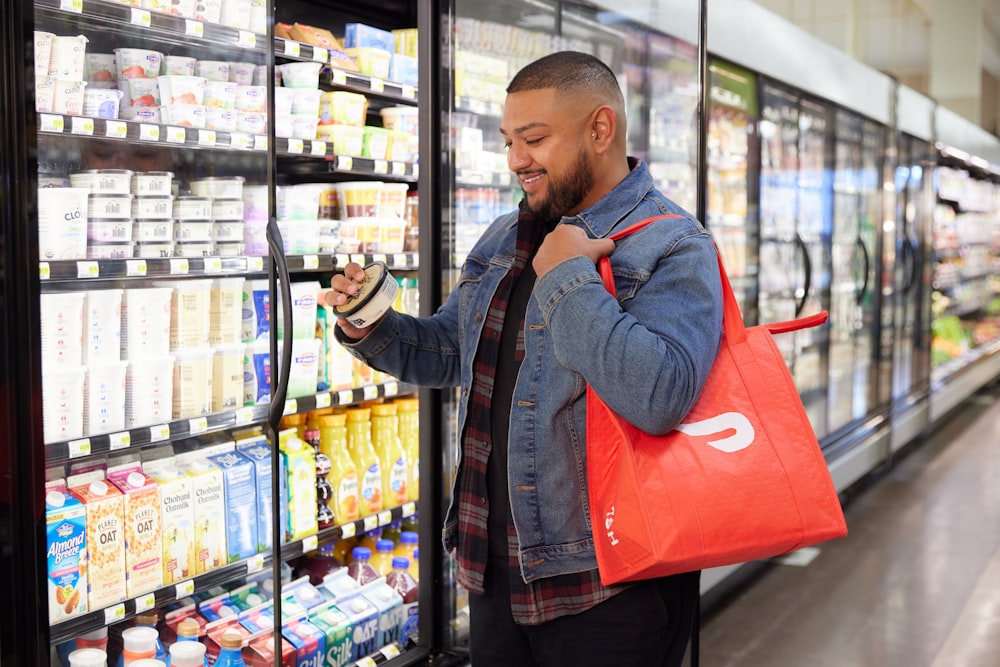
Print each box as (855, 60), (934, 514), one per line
(281, 616), (326, 667)
(45, 483), (88, 623)
(178, 456), (228, 574)
(206, 448), (258, 563)
(144, 460), (196, 585)
(68, 475), (126, 610)
(360, 579), (404, 650)
(108, 465), (163, 597)
(236, 430), (282, 553)
(307, 602), (354, 667)
(337, 593), (379, 662)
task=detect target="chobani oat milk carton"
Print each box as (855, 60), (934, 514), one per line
(144, 459), (196, 585)
(68, 473), (126, 610)
(108, 464), (163, 597)
(177, 456), (228, 574)
(46, 480), (89, 623)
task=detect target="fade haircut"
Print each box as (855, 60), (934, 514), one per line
(507, 51), (623, 109)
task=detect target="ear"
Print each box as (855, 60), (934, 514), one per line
(590, 106), (617, 154)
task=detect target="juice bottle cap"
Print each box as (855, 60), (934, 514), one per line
(135, 610), (158, 626)
(375, 539), (395, 552)
(176, 617), (200, 639)
(346, 407), (371, 421)
(400, 531), (418, 545)
(129, 660), (166, 667)
(392, 556), (410, 569)
(319, 413), (347, 427)
(371, 403), (397, 416)
(352, 546), (372, 561)
(220, 628), (244, 650)
(395, 398), (419, 411)
(121, 626), (158, 651)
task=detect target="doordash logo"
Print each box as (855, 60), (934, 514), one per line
(676, 412), (755, 453)
(604, 506), (619, 546)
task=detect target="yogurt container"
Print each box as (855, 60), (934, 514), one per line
(88, 194), (132, 220)
(292, 115), (319, 141)
(195, 60), (230, 82)
(190, 176), (244, 199)
(35, 76), (55, 113)
(71, 169), (132, 194)
(274, 87), (293, 115)
(131, 196), (173, 220)
(134, 241), (173, 258)
(236, 112), (266, 135)
(87, 218), (132, 243)
(203, 80), (237, 109)
(174, 241), (215, 258)
(214, 242), (245, 257)
(52, 80), (87, 116)
(174, 221), (213, 242)
(133, 220), (172, 242)
(205, 107), (237, 132)
(212, 199), (244, 221)
(219, 0), (251, 30)
(173, 196), (213, 220)
(227, 62), (257, 86)
(234, 85), (266, 113)
(277, 62), (322, 88)
(119, 106), (160, 124)
(38, 187), (88, 260)
(161, 55), (197, 76)
(331, 262), (398, 329)
(84, 53), (117, 84)
(290, 87), (321, 116)
(211, 221), (244, 242)
(48, 35), (88, 80)
(34, 31), (55, 78)
(274, 114), (294, 139)
(114, 48), (163, 79)
(160, 103), (207, 129)
(158, 75), (206, 105)
(87, 242), (133, 259)
(131, 171), (174, 197)
(82, 88), (123, 119)
(118, 77), (160, 108)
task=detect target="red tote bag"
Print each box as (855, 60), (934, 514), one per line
(587, 217), (847, 586)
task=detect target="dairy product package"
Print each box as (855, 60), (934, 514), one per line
(198, 589), (240, 622)
(143, 461), (196, 585)
(281, 616), (326, 667)
(206, 449), (258, 563)
(242, 278), (269, 342)
(279, 429), (317, 542)
(307, 602), (354, 667)
(107, 465), (163, 597)
(283, 576), (326, 611)
(276, 280), (320, 341)
(45, 484), (89, 623)
(360, 579), (404, 650)
(337, 593), (379, 662)
(68, 477), (126, 610)
(178, 457), (227, 574)
(244, 340), (272, 405)
(235, 431), (281, 552)
(320, 567), (362, 603)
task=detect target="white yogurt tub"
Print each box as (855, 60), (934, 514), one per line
(118, 77), (159, 108)
(131, 171), (174, 197)
(290, 87), (321, 116)
(235, 111), (266, 135)
(331, 261), (398, 329)
(292, 115), (319, 141)
(277, 62), (322, 88)
(203, 80), (237, 109)
(34, 31), (55, 78)
(119, 106), (160, 124)
(274, 87), (293, 115)
(195, 60), (230, 82)
(87, 242), (133, 259)
(133, 220), (172, 242)
(171, 347), (213, 418)
(274, 113), (294, 139)
(174, 241), (215, 257)
(160, 103), (207, 129)
(132, 196), (173, 220)
(35, 76), (55, 113)
(88, 218), (132, 243)
(48, 34), (88, 79)
(134, 241), (173, 258)
(114, 48), (162, 79)
(241, 185), (268, 222)
(88, 194), (132, 220)
(173, 196), (213, 220)
(211, 221), (244, 241)
(158, 75), (206, 105)
(189, 176), (244, 199)
(204, 107), (237, 132)
(84, 53), (116, 83)
(71, 169), (132, 194)
(52, 79), (87, 116)
(234, 85), (266, 113)
(228, 62), (257, 86)
(212, 199), (244, 221)
(174, 221), (213, 242)
(161, 55), (197, 76)
(214, 242), (245, 257)
(82, 87), (123, 119)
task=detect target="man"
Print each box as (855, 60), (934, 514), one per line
(325, 51), (723, 665)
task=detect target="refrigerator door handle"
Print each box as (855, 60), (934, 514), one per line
(795, 232), (812, 317)
(266, 218), (294, 432)
(855, 235), (870, 306)
(903, 235), (918, 296)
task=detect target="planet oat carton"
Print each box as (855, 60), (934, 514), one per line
(45, 484), (89, 623)
(108, 465), (163, 597)
(68, 476), (126, 610)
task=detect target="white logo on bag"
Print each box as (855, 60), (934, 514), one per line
(604, 506), (619, 546)
(676, 412), (754, 453)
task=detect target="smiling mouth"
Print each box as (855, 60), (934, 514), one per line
(519, 171), (545, 187)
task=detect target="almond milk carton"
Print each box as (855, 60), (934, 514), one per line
(45, 482), (89, 623)
(236, 430), (281, 553)
(206, 448), (258, 563)
(178, 456), (228, 574)
(108, 465), (163, 597)
(144, 460), (196, 584)
(68, 474), (126, 610)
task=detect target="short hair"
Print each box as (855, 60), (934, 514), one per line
(507, 51), (623, 107)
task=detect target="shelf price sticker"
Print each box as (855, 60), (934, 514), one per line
(310, 141), (327, 156)
(286, 138), (304, 155)
(238, 31), (256, 48)
(302, 255), (319, 270)
(337, 389), (354, 405)
(334, 254), (349, 267)
(139, 124), (160, 142)
(362, 385), (379, 401)
(380, 645), (402, 660)
(384, 381), (399, 398)
(401, 85), (416, 99)
(283, 40), (301, 58)
(104, 604), (126, 626)
(253, 135), (268, 151)
(126, 259), (147, 277)
(373, 160), (388, 175)
(68, 438), (91, 459)
(60, 0), (83, 11)
(356, 658), (378, 667)
(499, 172), (512, 187)
(166, 126), (186, 144)
(247, 553), (265, 573)
(337, 155), (353, 172)
(134, 593), (156, 613)
(174, 579), (195, 598)
(105, 120), (127, 140)
(340, 522), (356, 539)
(315, 393), (332, 410)
(392, 254), (407, 267)
(391, 161), (406, 177)
(40, 114), (64, 133)
(283, 398), (298, 415)
(248, 256), (265, 272)
(312, 47), (328, 63)
(372, 253), (387, 265)
(235, 407), (255, 425)
(185, 20), (204, 38)
(203, 257), (222, 273)
(149, 424), (171, 442)
(302, 534), (319, 554)
(377, 510), (393, 527)
(330, 70), (348, 86)
(189, 417), (208, 435)
(170, 258), (189, 275)
(71, 116), (94, 136)
(370, 78), (385, 94)
(130, 8), (152, 27)
(363, 515), (379, 532)
(109, 432), (131, 451)
(349, 254), (365, 265)
(198, 130), (216, 147)
(402, 501), (417, 517)
(230, 133), (251, 150)
(77, 261), (100, 279)
(39, 263), (50, 281)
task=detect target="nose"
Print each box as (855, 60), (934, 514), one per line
(507, 144), (529, 171)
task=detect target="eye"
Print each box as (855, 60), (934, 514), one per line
(525, 137), (542, 146)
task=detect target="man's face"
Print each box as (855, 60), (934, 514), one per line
(500, 88), (595, 222)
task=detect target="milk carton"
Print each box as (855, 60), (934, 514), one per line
(320, 567), (361, 602)
(281, 616), (326, 667)
(279, 429), (317, 542)
(206, 448), (258, 562)
(143, 461), (196, 585)
(108, 466), (163, 597)
(360, 579), (404, 650)
(337, 593), (379, 662)
(307, 602), (353, 667)
(45, 485), (88, 623)
(246, 631), (296, 667)
(178, 457), (228, 574)
(229, 581), (269, 612)
(199, 589), (241, 622)
(283, 576), (326, 611)
(236, 432), (280, 552)
(68, 476), (126, 610)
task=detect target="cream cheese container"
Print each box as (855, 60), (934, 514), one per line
(332, 261), (397, 329)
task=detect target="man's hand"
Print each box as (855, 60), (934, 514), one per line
(533, 224), (616, 279)
(320, 262), (374, 340)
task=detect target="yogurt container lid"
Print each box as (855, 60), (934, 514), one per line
(74, 169), (133, 176)
(133, 171), (174, 178)
(332, 261), (391, 319)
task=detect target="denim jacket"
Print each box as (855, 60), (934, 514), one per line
(336, 160), (723, 582)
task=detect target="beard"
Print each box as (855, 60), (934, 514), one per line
(521, 146), (594, 223)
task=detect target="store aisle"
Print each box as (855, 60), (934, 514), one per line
(698, 381), (1000, 667)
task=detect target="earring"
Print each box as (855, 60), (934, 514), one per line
(592, 133), (597, 139)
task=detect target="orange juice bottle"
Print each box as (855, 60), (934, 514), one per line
(371, 538), (396, 576)
(318, 414), (359, 524)
(371, 403), (407, 509)
(394, 530), (418, 564)
(346, 407), (382, 516)
(280, 413), (307, 440)
(396, 398), (419, 502)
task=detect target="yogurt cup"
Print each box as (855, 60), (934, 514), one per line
(227, 62), (257, 86)
(52, 80), (87, 116)
(43, 366), (85, 443)
(114, 48), (162, 79)
(193, 0), (222, 22)
(133, 220), (172, 242)
(243, 220), (267, 255)
(316, 124), (363, 156)
(190, 176), (244, 199)
(274, 87), (293, 115)
(48, 35), (88, 80)
(277, 62), (322, 88)
(204, 107), (237, 132)
(40, 292), (85, 368)
(276, 220), (320, 254)
(196, 60), (230, 82)
(118, 77), (160, 108)
(290, 88), (321, 116)
(291, 115), (319, 141)
(335, 180), (382, 218)
(158, 75), (206, 105)
(71, 170), (132, 194)
(276, 183), (323, 220)
(34, 31), (55, 78)
(174, 241), (215, 257)
(319, 90), (368, 126)
(173, 196), (213, 220)
(82, 288), (123, 365)
(212, 343), (245, 411)
(119, 106), (160, 124)
(161, 55), (197, 76)
(38, 187), (88, 260)
(160, 103), (207, 128)
(131, 171), (174, 197)
(87, 242), (133, 259)
(241, 185), (268, 222)
(87, 217), (132, 242)
(134, 241), (173, 258)
(219, 0), (251, 30)
(126, 355), (174, 427)
(155, 279), (212, 349)
(132, 196), (173, 220)
(236, 111), (266, 135)
(35, 76), (55, 113)
(174, 221), (213, 242)
(84, 361), (128, 436)
(211, 221), (244, 241)
(88, 194), (133, 220)
(212, 198), (244, 221)
(84, 53), (117, 84)
(209, 277), (245, 345)
(234, 85), (266, 113)
(203, 80), (236, 108)
(274, 113), (294, 139)
(214, 242), (245, 257)
(143, 0), (195, 14)
(331, 261), (398, 329)
(82, 88), (123, 119)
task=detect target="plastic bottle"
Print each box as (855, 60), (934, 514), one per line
(346, 407), (382, 516)
(410, 547), (420, 583)
(213, 628), (246, 667)
(331, 535), (357, 564)
(175, 618), (201, 643)
(128, 661), (166, 667)
(371, 402), (407, 508)
(346, 546), (381, 585)
(306, 427), (335, 528)
(371, 539), (396, 576)
(396, 398), (419, 503)
(403, 191), (419, 252)
(68, 648), (108, 667)
(386, 556), (420, 646)
(382, 518), (402, 547)
(394, 531), (418, 563)
(279, 413), (307, 439)
(357, 528), (381, 555)
(168, 640), (208, 667)
(134, 612), (168, 664)
(295, 542), (343, 585)
(58, 627), (109, 666)
(118, 626), (158, 666)
(318, 413), (359, 523)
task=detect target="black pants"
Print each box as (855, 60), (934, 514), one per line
(468, 564), (699, 666)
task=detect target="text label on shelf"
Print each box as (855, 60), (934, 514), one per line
(149, 424), (171, 442)
(105, 121), (127, 140)
(104, 604), (126, 626)
(109, 432), (131, 451)
(130, 8), (152, 27)
(71, 116), (94, 136)
(185, 20), (204, 38)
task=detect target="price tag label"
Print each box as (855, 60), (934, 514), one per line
(68, 438), (91, 459)
(302, 535), (319, 553)
(134, 593), (156, 612)
(401, 85), (416, 99)
(170, 258), (189, 275)
(166, 126), (186, 144)
(286, 138), (304, 154)
(356, 658), (377, 667)
(230, 133), (251, 150)
(370, 78), (385, 94)
(337, 389), (354, 405)
(302, 255), (319, 270)
(203, 257), (222, 273)
(412, 164), (418, 179)
(185, 20), (204, 37)
(40, 114), (64, 133)
(247, 553), (265, 573)
(283, 398), (298, 415)
(310, 141), (326, 156)
(149, 424), (171, 442)
(126, 260), (147, 277)
(372, 254), (387, 265)
(334, 254), (349, 267)
(283, 40), (301, 58)
(373, 160), (388, 175)
(198, 130), (216, 147)
(402, 501), (417, 517)
(175, 579), (195, 598)
(238, 31), (256, 48)
(105, 120), (127, 139)
(380, 645), (402, 660)
(337, 156), (353, 171)
(109, 432), (131, 451)
(131, 8), (151, 27)
(235, 407), (255, 425)
(253, 135), (268, 151)
(139, 124), (159, 142)
(71, 116), (94, 136)
(312, 47), (328, 63)
(378, 510), (393, 526)
(77, 261), (100, 279)
(104, 604), (126, 625)
(392, 254), (407, 267)
(315, 393), (332, 410)
(60, 0), (83, 11)
(362, 385), (379, 401)
(384, 381), (399, 397)
(363, 515), (379, 532)
(39, 263), (50, 280)
(248, 256), (265, 272)
(349, 254), (365, 265)
(391, 161), (406, 176)
(340, 522), (357, 539)
(330, 70), (348, 86)
(189, 417), (208, 434)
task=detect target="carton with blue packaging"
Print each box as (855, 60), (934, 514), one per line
(244, 340), (272, 405)
(283, 616), (327, 667)
(242, 278), (269, 342)
(235, 429), (284, 552)
(389, 53), (418, 88)
(284, 575), (328, 611)
(206, 448), (258, 562)
(308, 602), (353, 667)
(360, 579), (404, 649)
(337, 593), (380, 662)
(45, 483), (89, 624)
(343, 23), (396, 53)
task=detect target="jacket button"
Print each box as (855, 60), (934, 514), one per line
(475, 313), (483, 322)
